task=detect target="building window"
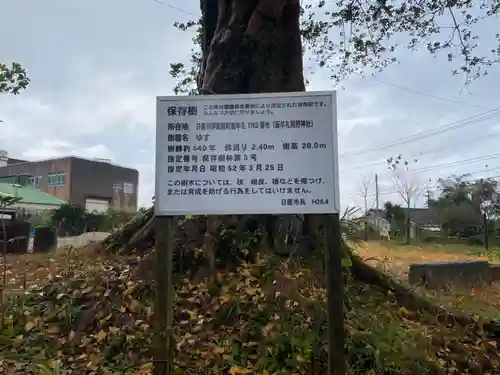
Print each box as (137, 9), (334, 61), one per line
(48, 173), (56, 187)
(123, 182), (134, 194)
(28, 175), (42, 187)
(113, 182), (122, 190)
(57, 172), (66, 186)
(48, 172), (66, 187)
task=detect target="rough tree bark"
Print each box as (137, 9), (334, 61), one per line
(199, 0), (304, 94)
(197, 0), (316, 254)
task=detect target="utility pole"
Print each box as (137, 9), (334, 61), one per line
(375, 173), (380, 238)
(483, 213), (489, 251)
(426, 178), (433, 207)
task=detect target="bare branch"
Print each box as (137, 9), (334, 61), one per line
(358, 175), (373, 213)
(386, 154), (424, 208)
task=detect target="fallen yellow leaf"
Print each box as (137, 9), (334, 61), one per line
(95, 330), (107, 342)
(398, 307), (410, 315)
(228, 367), (251, 375)
(213, 346), (225, 354)
(129, 299), (142, 313)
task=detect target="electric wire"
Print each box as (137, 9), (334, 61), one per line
(342, 169), (500, 201)
(340, 108), (500, 158)
(340, 133), (500, 172)
(370, 76), (493, 111)
(151, 0), (198, 17)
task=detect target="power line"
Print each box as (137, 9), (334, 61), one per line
(461, 166), (500, 178)
(342, 167), (500, 201)
(341, 108), (500, 158)
(340, 132), (500, 172)
(412, 152), (500, 173)
(341, 149), (500, 175)
(342, 156), (500, 198)
(370, 76), (493, 111)
(151, 0), (199, 17)
(340, 107), (500, 158)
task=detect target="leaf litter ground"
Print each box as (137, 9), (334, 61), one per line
(0, 244), (499, 375)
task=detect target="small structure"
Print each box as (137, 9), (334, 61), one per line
(0, 198), (31, 254)
(407, 207), (441, 233)
(358, 214), (391, 239)
(0, 207), (18, 221)
(0, 182), (65, 213)
(365, 207), (440, 238)
(490, 265), (500, 282)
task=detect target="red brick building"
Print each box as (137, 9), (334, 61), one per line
(0, 152), (139, 212)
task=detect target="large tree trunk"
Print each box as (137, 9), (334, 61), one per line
(199, 0), (304, 94)
(405, 201), (411, 244)
(198, 0), (314, 253)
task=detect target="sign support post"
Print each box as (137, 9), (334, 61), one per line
(324, 213), (345, 375)
(153, 216), (174, 375)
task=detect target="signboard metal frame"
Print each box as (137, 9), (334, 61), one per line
(154, 90), (340, 216)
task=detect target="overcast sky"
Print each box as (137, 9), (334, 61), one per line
(1, 0), (500, 212)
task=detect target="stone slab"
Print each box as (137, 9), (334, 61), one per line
(57, 232), (110, 248)
(408, 260), (491, 289)
(490, 264), (500, 282)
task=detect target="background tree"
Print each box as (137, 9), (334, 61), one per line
(303, 0), (500, 84)
(0, 192), (21, 242)
(383, 201), (406, 235)
(386, 154), (422, 243)
(0, 192), (22, 209)
(0, 62), (29, 94)
(431, 174), (500, 245)
(472, 178), (500, 249)
(49, 203), (141, 236)
(1, 61), (30, 123)
(171, 1), (500, 94)
(359, 175), (373, 214)
(472, 178), (500, 218)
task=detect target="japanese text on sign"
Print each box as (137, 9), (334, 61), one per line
(155, 91), (339, 215)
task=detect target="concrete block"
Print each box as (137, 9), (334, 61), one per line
(490, 264), (500, 282)
(408, 260), (491, 289)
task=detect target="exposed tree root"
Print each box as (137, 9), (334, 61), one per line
(100, 210), (500, 340)
(350, 254), (500, 337)
(103, 207), (154, 255)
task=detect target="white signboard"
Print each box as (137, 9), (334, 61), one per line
(155, 91), (339, 216)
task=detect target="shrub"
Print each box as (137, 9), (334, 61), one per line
(466, 234), (484, 246)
